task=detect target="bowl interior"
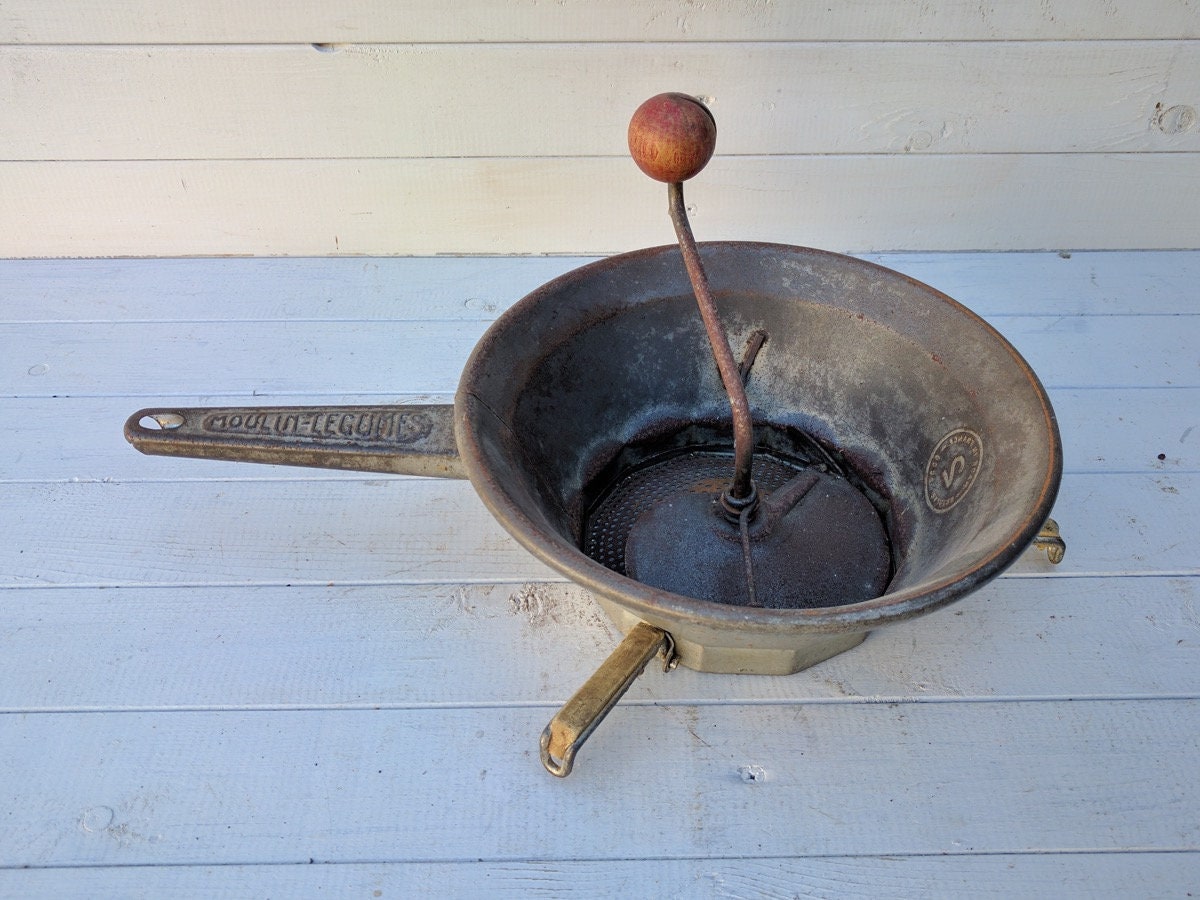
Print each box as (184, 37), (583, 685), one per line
(456, 242), (1061, 637)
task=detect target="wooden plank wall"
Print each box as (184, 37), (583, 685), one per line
(2, 1), (1198, 256)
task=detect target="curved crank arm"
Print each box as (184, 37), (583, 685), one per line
(541, 621), (677, 777)
(125, 404), (464, 479)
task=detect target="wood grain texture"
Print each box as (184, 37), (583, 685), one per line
(3, 0), (1197, 43)
(0, 576), (1195, 712)
(6, 252), (1199, 321)
(0, 253), (1196, 882)
(4, 854), (1199, 900)
(3, 4), (1198, 257)
(0, 700), (1196, 867)
(5, 154), (1198, 256)
(5, 42), (1197, 159)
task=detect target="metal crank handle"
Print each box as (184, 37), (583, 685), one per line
(541, 621), (677, 777)
(125, 404), (464, 479)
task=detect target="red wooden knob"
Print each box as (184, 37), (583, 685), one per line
(627, 93), (717, 183)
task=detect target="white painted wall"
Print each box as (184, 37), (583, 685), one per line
(2, 1), (1197, 256)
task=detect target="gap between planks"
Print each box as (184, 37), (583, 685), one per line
(3, 692), (1199, 717)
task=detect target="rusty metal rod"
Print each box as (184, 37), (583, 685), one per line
(668, 181), (756, 502)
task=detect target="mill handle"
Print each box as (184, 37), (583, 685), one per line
(125, 404), (465, 478)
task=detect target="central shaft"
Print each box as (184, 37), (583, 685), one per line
(666, 181), (757, 505)
(627, 91), (758, 509)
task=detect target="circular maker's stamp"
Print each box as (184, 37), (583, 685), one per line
(925, 428), (983, 513)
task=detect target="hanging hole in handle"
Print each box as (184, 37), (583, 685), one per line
(539, 727), (576, 778)
(139, 412), (185, 430)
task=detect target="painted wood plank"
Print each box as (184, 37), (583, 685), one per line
(4, 155), (1197, 256)
(1, 387), (1195, 483)
(3, 0), (1197, 43)
(869, 251), (1200, 318)
(2, 314), (1194, 404)
(0, 257), (586, 323)
(0, 576), (1195, 712)
(0, 472), (1191, 589)
(1051, 387), (1200, 474)
(5, 252), (1199, 322)
(1, 320), (487, 397)
(6, 42), (1198, 160)
(999, 315), (1200, 390)
(0, 699), (1196, 867)
(3, 853), (1197, 899)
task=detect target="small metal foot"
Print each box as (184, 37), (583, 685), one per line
(1032, 518), (1066, 564)
(540, 623), (677, 777)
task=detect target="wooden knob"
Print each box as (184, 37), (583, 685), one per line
(627, 93), (717, 183)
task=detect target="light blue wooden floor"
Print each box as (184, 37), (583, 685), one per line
(1, 253), (1197, 897)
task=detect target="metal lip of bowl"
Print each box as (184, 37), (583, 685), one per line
(455, 241), (1063, 639)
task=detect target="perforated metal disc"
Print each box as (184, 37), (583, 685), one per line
(583, 448), (893, 609)
(583, 450), (803, 575)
